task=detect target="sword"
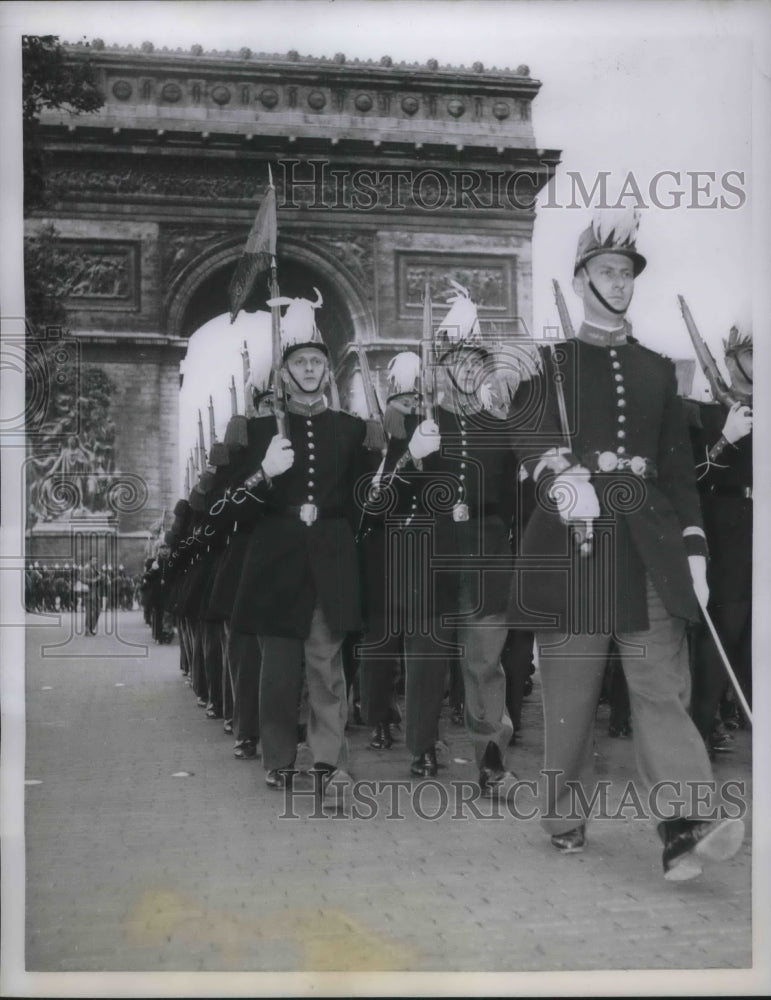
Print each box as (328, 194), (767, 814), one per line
(697, 593), (753, 726)
(552, 280), (593, 556)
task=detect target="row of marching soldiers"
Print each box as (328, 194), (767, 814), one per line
(159, 210), (751, 882)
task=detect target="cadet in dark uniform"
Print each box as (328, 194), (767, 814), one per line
(514, 210), (745, 880)
(230, 292), (375, 802)
(392, 286), (519, 791)
(356, 351), (422, 751)
(688, 327), (752, 752)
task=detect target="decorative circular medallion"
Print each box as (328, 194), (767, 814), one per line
(259, 88), (279, 109)
(447, 99), (465, 118)
(161, 82), (182, 103)
(112, 80), (133, 101)
(598, 451), (619, 472)
(630, 457), (647, 476)
(493, 101), (510, 120)
(401, 95), (419, 116)
(211, 85), (231, 105)
(308, 90), (327, 110)
(355, 93), (373, 112)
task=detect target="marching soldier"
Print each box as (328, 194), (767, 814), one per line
(206, 341), (277, 760)
(356, 351), (422, 751)
(688, 326), (753, 753)
(229, 291), (377, 802)
(513, 210), (745, 879)
(389, 285), (519, 791)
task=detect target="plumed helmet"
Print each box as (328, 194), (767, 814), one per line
(386, 351), (421, 399)
(723, 324), (752, 358)
(574, 208), (646, 277)
(434, 281), (487, 359)
(266, 288), (329, 361)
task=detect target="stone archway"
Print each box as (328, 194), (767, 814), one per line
(166, 239), (376, 362)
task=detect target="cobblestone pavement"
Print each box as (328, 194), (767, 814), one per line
(9, 610), (761, 992)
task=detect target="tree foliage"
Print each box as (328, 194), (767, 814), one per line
(23, 35), (103, 214)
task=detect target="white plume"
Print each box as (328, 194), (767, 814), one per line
(591, 207), (641, 249)
(435, 281), (481, 342)
(387, 351), (420, 395)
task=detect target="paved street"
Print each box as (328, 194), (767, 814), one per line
(14, 609), (756, 987)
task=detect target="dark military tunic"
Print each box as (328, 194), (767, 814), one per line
(690, 401), (752, 604)
(515, 329), (705, 633)
(230, 406), (368, 639)
(416, 403), (517, 619)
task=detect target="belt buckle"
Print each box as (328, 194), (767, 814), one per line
(452, 502), (470, 522)
(299, 503), (318, 526)
(597, 451), (618, 473)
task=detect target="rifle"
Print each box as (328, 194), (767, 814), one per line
(229, 375), (238, 417)
(269, 263), (287, 436)
(355, 344), (387, 454)
(552, 279), (576, 340)
(678, 295), (736, 408)
(420, 281), (436, 422)
(197, 409), (207, 467)
(208, 395), (216, 445)
(241, 340), (256, 418)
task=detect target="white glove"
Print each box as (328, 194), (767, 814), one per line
(260, 435), (294, 479)
(408, 419), (441, 460)
(722, 402), (752, 444)
(549, 466), (600, 522)
(688, 554), (709, 608)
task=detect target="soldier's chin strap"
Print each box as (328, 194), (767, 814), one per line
(583, 267), (628, 316)
(284, 366), (328, 397)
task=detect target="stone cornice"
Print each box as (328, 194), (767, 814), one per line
(63, 41), (538, 84)
(45, 43), (544, 152)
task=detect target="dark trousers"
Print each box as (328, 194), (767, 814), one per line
(226, 624), (261, 742)
(220, 625), (234, 723)
(190, 621), (208, 701)
(202, 621), (224, 714)
(691, 599), (752, 741)
(501, 629), (535, 733)
(358, 630), (402, 726)
(85, 595), (100, 634)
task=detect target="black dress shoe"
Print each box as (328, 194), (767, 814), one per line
(223, 719), (234, 735)
(478, 740), (518, 799)
(265, 767), (295, 789)
(709, 726), (735, 754)
(550, 825), (586, 853)
(205, 705), (223, 720)
(233, 739), (259, 760)
(369, 723), (393, 750)
(196, 696), (207, 707)
(658, 816), (745, 881)
(410, 747), (438, 777)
